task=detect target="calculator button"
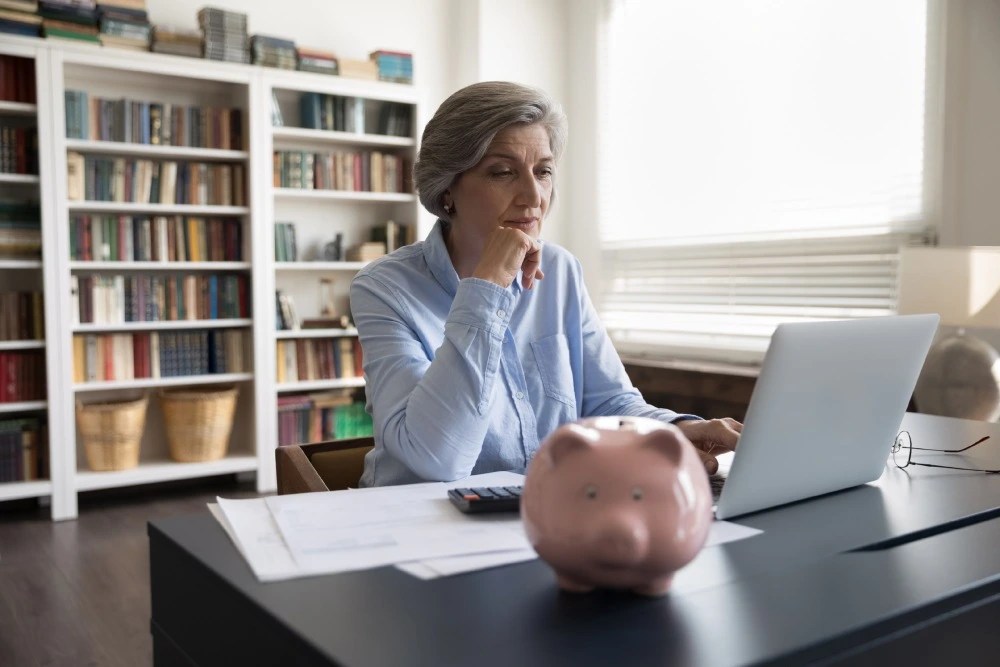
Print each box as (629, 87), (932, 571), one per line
(471, 487), (496, 498)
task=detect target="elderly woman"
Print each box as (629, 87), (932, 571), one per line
(351, 81), (740, 487)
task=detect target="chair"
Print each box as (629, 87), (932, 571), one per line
(275, 436), (374, 494)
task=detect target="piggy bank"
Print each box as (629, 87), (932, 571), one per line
(521, 416), (713, 596)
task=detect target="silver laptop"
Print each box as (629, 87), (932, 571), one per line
(714, 314), (939, 520)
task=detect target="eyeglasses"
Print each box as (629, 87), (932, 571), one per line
(891, 431), (998, 474)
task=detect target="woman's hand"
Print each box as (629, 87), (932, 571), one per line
(675, 418), (743, 475)
(472, 226), (545, 289)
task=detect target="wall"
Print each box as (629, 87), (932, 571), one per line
(940, 0), (1000, 247)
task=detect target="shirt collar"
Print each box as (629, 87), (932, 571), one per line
(423, 219), (524, 297)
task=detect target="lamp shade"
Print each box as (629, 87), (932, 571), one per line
(897, 246), (1000, 328)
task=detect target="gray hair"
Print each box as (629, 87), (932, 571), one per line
(414, 81), (568, 220)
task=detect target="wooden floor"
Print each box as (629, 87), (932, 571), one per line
(0, 476), (263, 666)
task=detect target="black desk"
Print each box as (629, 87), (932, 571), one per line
(149, 413), (1000, 666)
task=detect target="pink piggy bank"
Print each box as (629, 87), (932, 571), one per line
(521, 416), (713, 596)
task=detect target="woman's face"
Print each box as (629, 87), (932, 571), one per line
(446, 123), (554, 255)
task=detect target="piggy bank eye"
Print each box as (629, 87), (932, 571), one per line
(585, 484), (598, 500)
(632, 487), (643, 501)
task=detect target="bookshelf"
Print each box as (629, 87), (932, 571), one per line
(259, 71), (418, 452)
(0, 40), (55, 509)
(0, 35), (423, 518)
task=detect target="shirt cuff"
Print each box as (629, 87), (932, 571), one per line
(450, 278), (516, 338)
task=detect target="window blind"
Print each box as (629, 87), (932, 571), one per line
(596, 0), (934, 365)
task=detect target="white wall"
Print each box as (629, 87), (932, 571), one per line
(939, 0), (1000, 247)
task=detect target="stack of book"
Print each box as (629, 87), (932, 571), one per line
(370, 50), (413, 84)
(0, 0), (41, 37)
(97, 0), (150, 51)
(345, 241), (385, 262)
(0, 202), (40, 258)
(198, 6), (249, 64)
(370, 220), (414, 253)
(39, 0), (99, 43)
(250, 34), (296, 70)
(150, 24), (202, 58)
(296, 46), (337, 75)
(337, 57), (378, 81)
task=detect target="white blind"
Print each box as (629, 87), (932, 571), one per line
(597, 0), (933, 364)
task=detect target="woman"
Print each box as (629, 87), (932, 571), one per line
(351, 81), (740, 487)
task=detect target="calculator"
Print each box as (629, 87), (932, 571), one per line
(447, 485), (523, 514)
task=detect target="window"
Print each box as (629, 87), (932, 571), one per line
(597, 0), (934, 365)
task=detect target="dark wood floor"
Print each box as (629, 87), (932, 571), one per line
(0, 476), (263, 666)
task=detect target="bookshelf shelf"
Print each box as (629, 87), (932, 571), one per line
(0, 340), (45, 351)
(273, 188), (416, 203)
(0, 173), (40, 184)
(0, 479), (53, 502)
(0, 259), (43, 269)
(66, 202), (251, 215)
(275, 328), (358, 339)
(0, 401), (47, 414)
(69, 260), (251, 271)
(272, 126), (415, 148)
(73, 372), (254, 393)
(64, 139), (250, 161)
(73, 319), (252, 333)
(75, 455), (257, 492)
(274, 261), (369, 272)
(277, 378), (365, 393)
(0, 100), (37, 115)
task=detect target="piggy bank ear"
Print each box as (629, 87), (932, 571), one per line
(543, 425), (595, 467)
(640, 428), (685, 465)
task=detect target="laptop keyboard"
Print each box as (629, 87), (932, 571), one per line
(710, 473), (727, 502)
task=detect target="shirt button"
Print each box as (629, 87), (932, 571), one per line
(515, 391), (524, 400)
(497, 308), (506, 318)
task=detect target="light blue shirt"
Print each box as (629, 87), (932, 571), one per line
(351, 220), (692, 486)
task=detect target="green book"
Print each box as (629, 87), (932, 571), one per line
(45, 28), (101, 43)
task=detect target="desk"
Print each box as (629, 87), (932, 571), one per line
(148, 413), (1000, 666)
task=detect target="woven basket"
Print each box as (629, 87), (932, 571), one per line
(160, 386), (239, 462)
(76, 396), (148, 471)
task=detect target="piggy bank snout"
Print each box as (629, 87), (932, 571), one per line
(591, 513), (650, 566)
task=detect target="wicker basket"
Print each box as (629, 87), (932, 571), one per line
(76, 396), (148, 471)
(160, 386), (239, 462)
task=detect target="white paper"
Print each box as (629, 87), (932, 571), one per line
(264, 476), (530, 575)
(210, 469), (761, 583)
(211, 498), (302, 581)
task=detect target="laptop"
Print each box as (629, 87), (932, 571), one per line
(713, 314), (939, 520)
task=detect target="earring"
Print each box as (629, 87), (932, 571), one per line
(443, 202), (454, 215)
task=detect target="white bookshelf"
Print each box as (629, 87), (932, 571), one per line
(0, 34), (422, 518)
(0, 39), (54, 512)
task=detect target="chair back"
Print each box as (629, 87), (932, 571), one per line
(275, 437), (374, 494)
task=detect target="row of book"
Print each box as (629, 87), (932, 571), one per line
(69, 215), (244, 262)
(0, 0), (150, 46)
(71, 329), (249, 382)
(0, 417), (46, 483)
(66, 154), (247, 207)
(0, 54), (36, 104)
(277, 393), (372, 447)
(251, 34), (295, 70)
(0, 350), (45, 402)
(65, 90), (243, 150)
(276, 337), (362, 384)
(0, 291), (43, 340)
(298, 93), (412, 138)
(273, 150), (409, 194)
(274, 222), (297, 262)
(71, 274), (250, 325)
(0, 202), (40, 258)
(0, 125), (38, 175)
